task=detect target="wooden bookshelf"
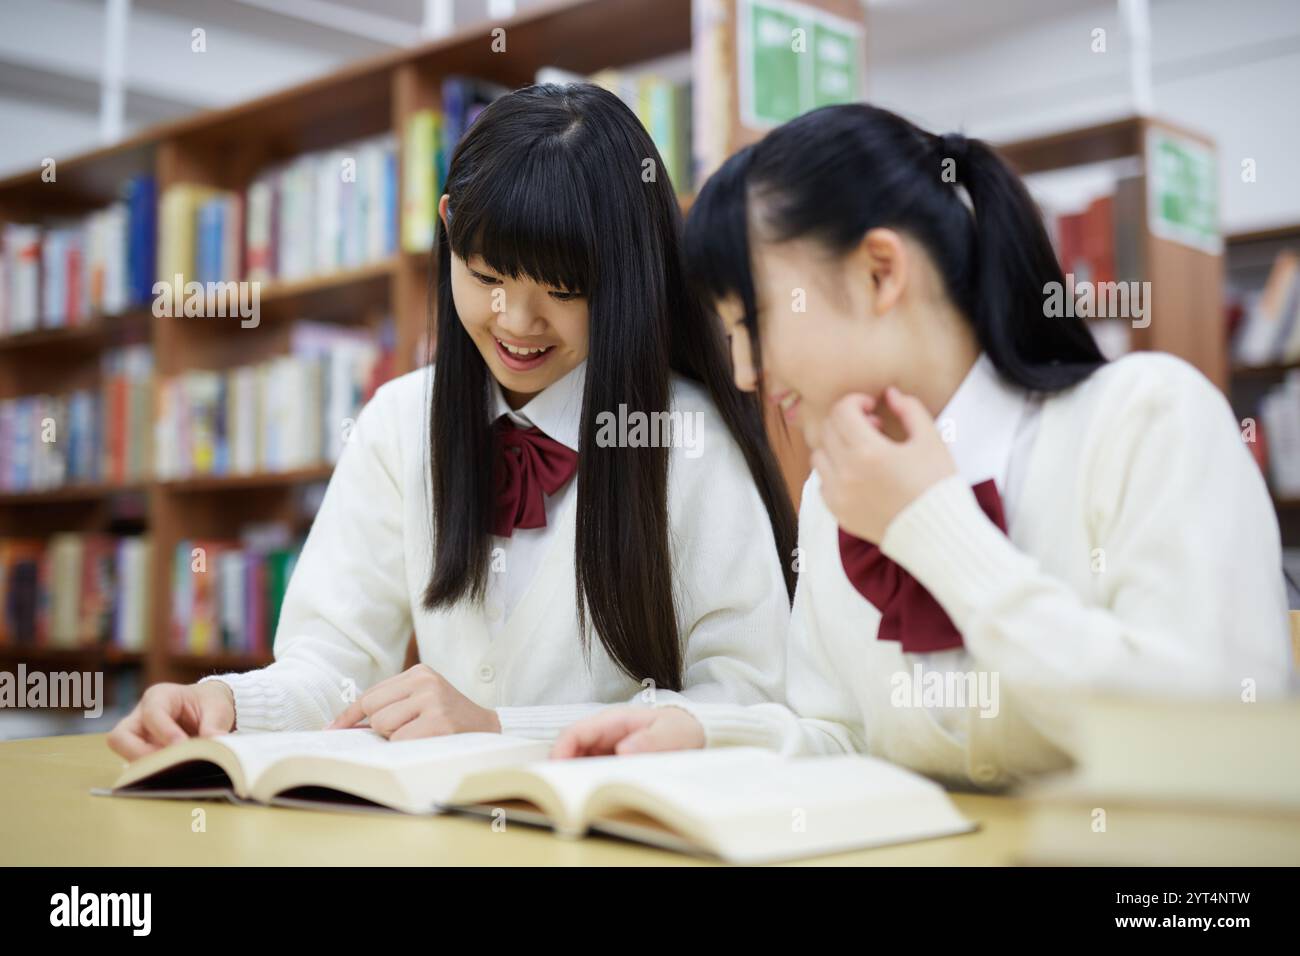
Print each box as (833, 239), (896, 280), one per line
(0, 0), (711, 689)
(0, 482), (148, 506)
(997, 115), (1228, 393)
(1224, 222), (1300, 545)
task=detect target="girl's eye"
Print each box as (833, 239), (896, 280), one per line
(469, 269), (501, 286)
(548, 290), (583, 302)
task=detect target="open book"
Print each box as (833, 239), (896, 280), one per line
(99, 731), (974, 863)
(98, 729), (552, 814)
(443, 747), (974, 863)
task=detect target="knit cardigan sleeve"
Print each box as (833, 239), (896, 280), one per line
(651, 473), (865, 756)
(878, 354), (1292, 749)
(199, 379), (413, 732)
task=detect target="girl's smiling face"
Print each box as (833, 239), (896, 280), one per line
(442, 196), (590, 409)
(720, 227), (920, 449)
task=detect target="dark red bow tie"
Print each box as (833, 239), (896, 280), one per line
(838, 478), (1007, 653)
(492, 417), (578, 538)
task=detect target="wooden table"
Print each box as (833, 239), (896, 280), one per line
(0, 732), (1029, 865)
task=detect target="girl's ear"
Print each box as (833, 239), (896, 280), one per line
(858, 227), (908, 316)
(438, 193), (451, 230)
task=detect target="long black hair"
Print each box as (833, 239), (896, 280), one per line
(422, 83), (797, 692)
(685, 103), (1106, 392)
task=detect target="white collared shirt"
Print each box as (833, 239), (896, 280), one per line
(486, 360), (586, 626)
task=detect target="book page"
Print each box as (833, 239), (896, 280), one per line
(488, 748), (772, 831)
(585, 752), (972, 862)
(217, 729), (546, 786)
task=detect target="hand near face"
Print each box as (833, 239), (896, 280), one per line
(812, 386), (958, 544)
(328, 665), (501, 738)
(551, 706), (705, 758)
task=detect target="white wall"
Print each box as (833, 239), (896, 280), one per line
(3, 0), (1295, 233)
(867, 0), (1300, 234)
(0, 0), (388, 178)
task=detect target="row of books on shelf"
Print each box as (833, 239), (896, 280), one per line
(1255, 369), (1300, 497)
(0, 175), (158, 334)
(401, 76), (510, 251)
(1038, 174), (1145, 290)
(1233, 250), (1300, 368)
(400, 71), (693, 252)
(170, 525), (303, 656)
(540, 66), (693, 194)
(0, 344), (153, 494)
(154, 319), (393, 480)
(2, 66), (689, 334)
(0, 534), (150, 650)
(159, 132), (398, 289)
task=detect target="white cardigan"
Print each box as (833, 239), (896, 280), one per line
(664, 352), (1294, 789)
(201, 365), (791, 739)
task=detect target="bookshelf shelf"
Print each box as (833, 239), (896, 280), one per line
(245, 259), (398, 324)
(0, 310), (151, 354)
(0, 482), (147, 506)
(258, 258), (398, 306)
(1231, 363), (1300, 380)
(0, 645), (145, 665)
(1227, 224), (1300, 245)
(157, 465), (335, 494)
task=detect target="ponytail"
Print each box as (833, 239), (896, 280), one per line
(687, 104), (1105, 395)
(946, 132), (1105, 390)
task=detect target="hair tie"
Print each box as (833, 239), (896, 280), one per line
(934, 132), (975, 219)
(937, 132), (969, 170)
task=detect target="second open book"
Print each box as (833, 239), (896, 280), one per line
(99, 729), (974, 863)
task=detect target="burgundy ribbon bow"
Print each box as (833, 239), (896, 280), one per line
(838, 478), (1007, 653)
(492, 418), (578, 538)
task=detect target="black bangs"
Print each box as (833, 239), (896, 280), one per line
(444, 95), (598, 295)
(425, 81), (799, 693)
(684, 146), (759, 329)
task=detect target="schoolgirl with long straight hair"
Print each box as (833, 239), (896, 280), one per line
(555, 103), (1292, 783)
(109, 83), (797, 758)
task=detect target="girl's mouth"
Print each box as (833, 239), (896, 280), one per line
(494, 336), (556, 372)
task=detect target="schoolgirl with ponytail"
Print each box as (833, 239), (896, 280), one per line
(556, 103), (1291, 787)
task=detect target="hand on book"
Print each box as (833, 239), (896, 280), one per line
(325, 664), (502, 738)
(551, 705), (705, 758)
(107, 681), (237, 760)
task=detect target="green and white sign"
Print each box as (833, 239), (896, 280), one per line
(1146, 128), (1222, 254)
(739, 0), (863, 129)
